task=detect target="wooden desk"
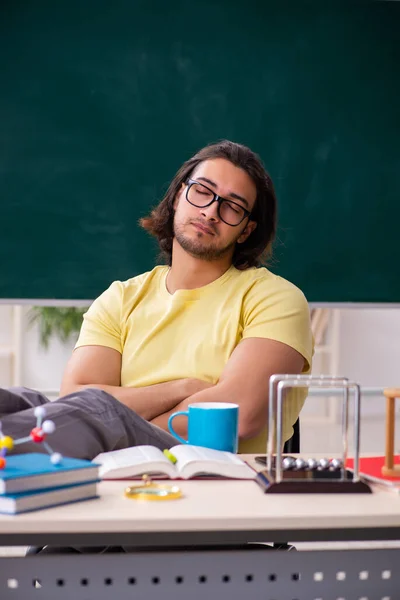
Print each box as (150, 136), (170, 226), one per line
(1, 456), (399, 599)
(0, 456), (399, 547)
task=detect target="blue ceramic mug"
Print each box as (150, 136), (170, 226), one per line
(167, 402), (239, 453)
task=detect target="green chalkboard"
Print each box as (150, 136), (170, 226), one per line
(1, 0), (399, 302)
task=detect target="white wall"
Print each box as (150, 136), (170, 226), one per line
(337, 309), (400, 416)
(0, 306), (13, 386)
(20, 309), (76, 397)
(0, 306), (75, 398)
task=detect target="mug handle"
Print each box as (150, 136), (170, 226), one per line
(168, 411), (189, 444)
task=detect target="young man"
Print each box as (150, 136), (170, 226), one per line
(1, 140), (313, 459)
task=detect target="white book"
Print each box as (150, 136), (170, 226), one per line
(93, 445), (256, 480)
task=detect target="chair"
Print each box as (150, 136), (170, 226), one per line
(283, 418), (300, 454)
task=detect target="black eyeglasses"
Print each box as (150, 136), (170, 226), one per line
(185, 179), (251, 226)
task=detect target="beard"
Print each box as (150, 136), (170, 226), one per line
(174, 221), (238, 261)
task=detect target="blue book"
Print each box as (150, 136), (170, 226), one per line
(0, 481), (99, 514)
(0, 453), (99, 495)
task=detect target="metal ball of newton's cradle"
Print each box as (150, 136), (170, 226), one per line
(330, 458), (343, 470)
(307, 458), (319, 471)
(294, 458), (307, 470)
(282, 456), (296, 470)
(318, 458), (330, 470)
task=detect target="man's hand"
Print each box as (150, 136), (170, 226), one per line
(60, 345), (215, 421)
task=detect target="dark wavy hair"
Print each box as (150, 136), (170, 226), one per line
(140, 140), (277, 269)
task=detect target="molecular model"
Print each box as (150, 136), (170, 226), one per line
(0, 406), (63, 469)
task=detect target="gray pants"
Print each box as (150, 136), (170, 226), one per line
(0, 386), (177, 460)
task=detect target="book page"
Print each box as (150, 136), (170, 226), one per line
(170, 445), (256, 479)
(93, 445), (176, 479)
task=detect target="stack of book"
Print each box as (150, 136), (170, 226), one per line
(0, 453), (100, 514)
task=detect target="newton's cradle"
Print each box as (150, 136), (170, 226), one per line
(257, 374), (371, 494)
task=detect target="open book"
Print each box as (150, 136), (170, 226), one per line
(93, 445), (256, 480)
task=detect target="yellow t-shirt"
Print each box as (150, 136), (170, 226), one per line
(75, 265), (313, 452)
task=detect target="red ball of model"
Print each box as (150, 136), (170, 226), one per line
(30, 427), (45, 443)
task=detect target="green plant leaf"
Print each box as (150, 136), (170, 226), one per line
(28, 307), (86, 350)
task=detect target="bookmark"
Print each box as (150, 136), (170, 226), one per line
(163, 449), (177, 464)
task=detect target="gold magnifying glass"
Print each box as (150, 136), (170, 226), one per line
(124, 474), (183, 501)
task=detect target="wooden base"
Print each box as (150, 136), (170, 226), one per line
(255, 470), (372, 494)
(382, 465), (400, 478)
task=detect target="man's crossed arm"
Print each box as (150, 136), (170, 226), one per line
(61, 337), (304, 441)
(150, 337), (304, 439)
(60, 346), (213, 421)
